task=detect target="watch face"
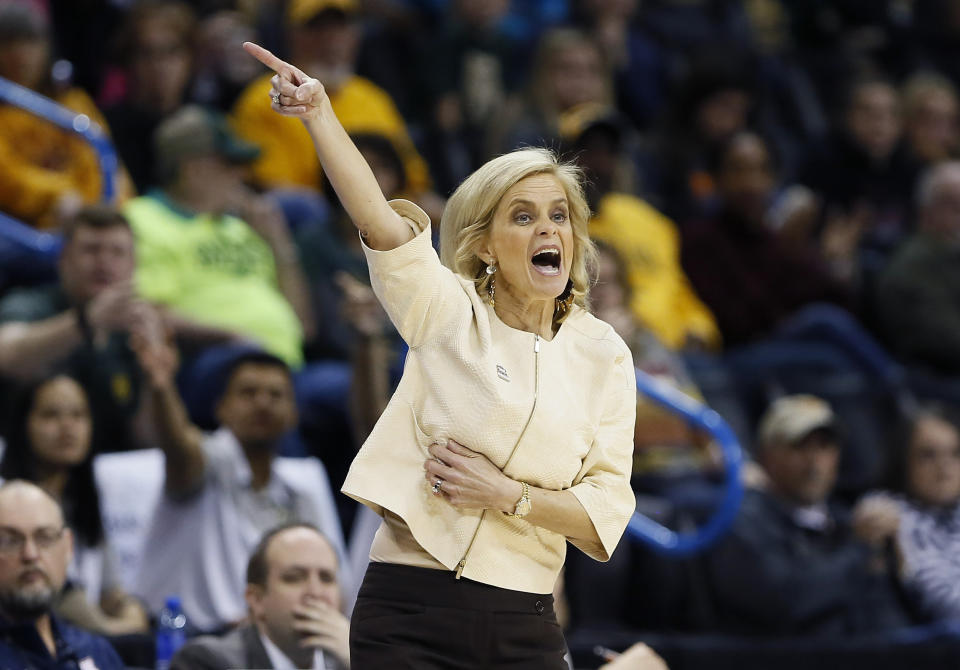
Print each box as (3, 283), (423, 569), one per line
(515, 498), (531, 517)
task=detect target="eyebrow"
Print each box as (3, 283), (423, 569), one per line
(279, 565), (336, 573)
(0, 525), (58, 533)
(507, 198), (569, 208)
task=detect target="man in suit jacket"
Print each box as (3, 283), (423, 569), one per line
(172, 523), (349, 669)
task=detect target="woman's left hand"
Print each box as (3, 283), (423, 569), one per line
(424, 440), (521, 512)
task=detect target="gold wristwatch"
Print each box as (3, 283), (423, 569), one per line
(507, 481), (531, 518)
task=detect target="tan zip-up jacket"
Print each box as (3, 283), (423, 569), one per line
(342, 200), (637, 594)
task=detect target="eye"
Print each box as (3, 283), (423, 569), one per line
(514, 211), (532, 224)
(552, 211), (568, 224)
(34, 528), (62, 547)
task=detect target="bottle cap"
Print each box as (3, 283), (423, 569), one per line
(164, 596), (182, 612)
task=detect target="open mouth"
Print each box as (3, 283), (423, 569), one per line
(531, 247), (561, 276)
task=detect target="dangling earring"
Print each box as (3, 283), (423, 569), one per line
(486, 262), (497, 306)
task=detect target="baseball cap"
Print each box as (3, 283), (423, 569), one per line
(154, 105), (260, 177)
(287, 0), (359, 25)
(757, 394), (839, 447)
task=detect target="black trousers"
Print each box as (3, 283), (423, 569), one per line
(350, 562), (568, 669)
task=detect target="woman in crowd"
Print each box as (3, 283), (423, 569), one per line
(0, 374), (148, 636)
(854, 407), (960, 621)
(243, 41), (636, 667)
(486, 27), (613, 158)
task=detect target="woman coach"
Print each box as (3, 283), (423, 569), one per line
(245, 41), (637, 668)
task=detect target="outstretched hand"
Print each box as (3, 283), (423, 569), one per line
(243, 42), (412, 252)
(242, 42), (328, 121)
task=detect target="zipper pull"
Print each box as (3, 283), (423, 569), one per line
(534, 334), (540, 353)
(455, 559), (466, 579)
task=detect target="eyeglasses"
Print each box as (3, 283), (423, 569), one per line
(0, 527), (65, 555)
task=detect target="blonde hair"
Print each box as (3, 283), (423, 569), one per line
(439, 147), (595, 319)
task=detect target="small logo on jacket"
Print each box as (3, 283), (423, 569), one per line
(496, 364), (510, 382)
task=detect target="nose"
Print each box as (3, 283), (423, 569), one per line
(304, 575), (337, 605)
(536, 216), (559, 236)
(20, 537), (40, 561)
(250, 389), (273, 408)
(305, 578), (326, 599)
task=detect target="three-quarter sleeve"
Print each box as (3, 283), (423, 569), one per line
(362, 199), (472, 348)
(567, 346), (637, 561)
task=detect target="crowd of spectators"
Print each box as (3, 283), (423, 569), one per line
(4, 0), (960, 668)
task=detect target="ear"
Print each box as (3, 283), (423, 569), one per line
(245, 584), (265, 619)
(475, 231), (494, 266)
(62, 528), (74, 565)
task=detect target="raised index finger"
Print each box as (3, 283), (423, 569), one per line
(243, 41), (294, 75)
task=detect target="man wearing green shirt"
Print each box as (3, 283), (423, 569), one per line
(125, 105), (316, 369)
(124, 106), (361, 469)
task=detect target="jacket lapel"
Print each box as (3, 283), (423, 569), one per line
(241, 624), (274, 669)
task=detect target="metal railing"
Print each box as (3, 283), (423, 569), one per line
(0, 75), (119, 263)
(0, 75), (118, 202)
(629, 369), (744, 556)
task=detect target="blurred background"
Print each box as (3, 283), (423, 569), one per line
(4, 0), (960, 668)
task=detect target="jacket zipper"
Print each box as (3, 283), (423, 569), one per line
(457, 333), (541, 579)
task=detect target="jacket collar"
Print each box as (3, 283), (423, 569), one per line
(240, 624), (274, 669)
(0, 613), (79, 663)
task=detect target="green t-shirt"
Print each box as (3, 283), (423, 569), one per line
(125, 194), (303, 367)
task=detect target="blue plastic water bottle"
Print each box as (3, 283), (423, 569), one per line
(155, 596), (187, 670)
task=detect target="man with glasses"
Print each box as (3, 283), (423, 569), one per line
(0, 480), (125, 669)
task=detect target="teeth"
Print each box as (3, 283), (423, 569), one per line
(532, 248), (561, 272)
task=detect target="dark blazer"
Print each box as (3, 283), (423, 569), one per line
(170, 624), (346, 670)
(170, 625), (272, 670)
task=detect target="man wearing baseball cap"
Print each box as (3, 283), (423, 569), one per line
(704, 395), (911, 635)
(124, 104), (315, 369)
(755, 394), (842, 508)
